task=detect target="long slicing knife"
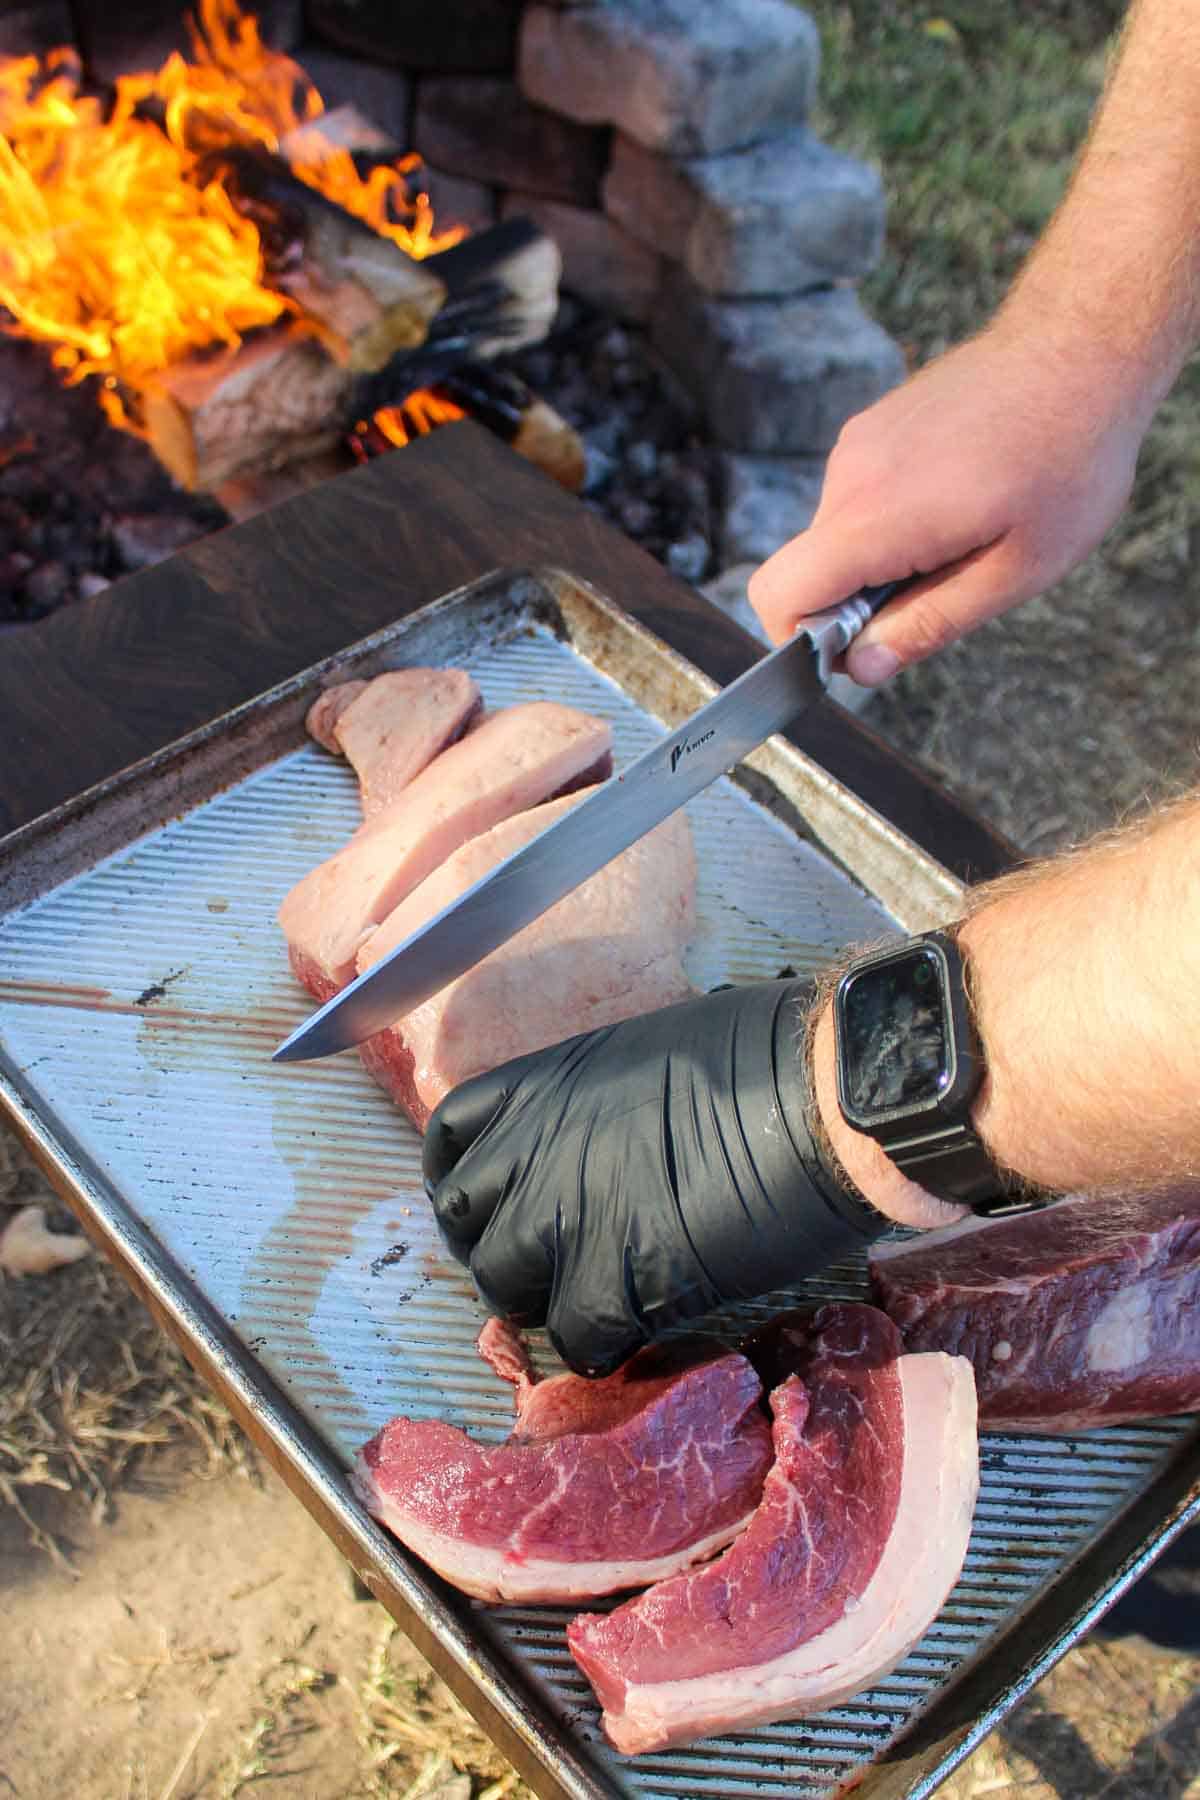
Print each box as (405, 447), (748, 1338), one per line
(273, 582), (904, 1062)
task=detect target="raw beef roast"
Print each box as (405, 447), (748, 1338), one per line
(352, 1319), (773, 1605)
(567, 1304), (978, 1754)
(305, 669), (482, 819)
(355, 791), (696, 1128)
(279, 701), (613, 995)
(871, 1186), (1200, 1432)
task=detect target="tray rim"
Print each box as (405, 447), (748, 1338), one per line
(2, 562), (1198, 1800)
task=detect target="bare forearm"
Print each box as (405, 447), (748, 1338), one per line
(959, 793), (1200, 1190)
(814, 791), (1200, 1221)
(1000, 0), (1200, 415)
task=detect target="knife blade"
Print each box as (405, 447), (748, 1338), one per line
(273, 582), (902, 1062)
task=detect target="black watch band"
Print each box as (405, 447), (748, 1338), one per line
(882, 1116), (1032, 1214)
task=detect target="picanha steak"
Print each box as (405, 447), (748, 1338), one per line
(305, 668), (482, 819)
(355, 790), (696, 1129)
(567, 1303), (978, 1754)
(279, 700), (613, 995)
(351, 1318), (773, 1605)
(871, 1186), (1200, 1431)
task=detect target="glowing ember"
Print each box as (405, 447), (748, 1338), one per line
(0, 0), (465, 433)
(367, 392), (467, 448)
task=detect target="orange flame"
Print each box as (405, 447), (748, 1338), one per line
(0, 0), (465, 429)
(367, 391), (467, 448)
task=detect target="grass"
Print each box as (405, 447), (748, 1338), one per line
(800, 0), (1200, 853)
(344, 1619), (535, 1799)
(209, 1615), (536, 1799)
(809, 0), (1200, 567)
(808, 1), (1121, 351)
(0, 1125), (256, 1570)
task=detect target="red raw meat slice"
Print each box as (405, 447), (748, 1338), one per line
(351, 1319), (773, 1605)
(567, 1303), (978, 1754)
(871, 1186), (1200, 1432)
(305, 669), (482, 819)
(278, 701), (613, 995)
(355, 791), (695, 1129)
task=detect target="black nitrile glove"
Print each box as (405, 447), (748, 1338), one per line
(422, 979), (884, 1376)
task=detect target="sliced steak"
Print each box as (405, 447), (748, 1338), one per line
(306, 680), (368, 752)
(307, 669), (482, 819)
(355, 791), (695, 1130)
(567, 1303), (978, 1755)
(279, 702), (613, 995)
(351, 1319), (773, 1605)
(870, 1186), (1200, 1432)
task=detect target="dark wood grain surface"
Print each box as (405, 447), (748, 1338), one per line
(0, 420), (1017, 878)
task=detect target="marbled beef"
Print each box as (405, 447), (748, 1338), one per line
(871, 1186), (1200, 1432)
(351, 1319), (773, 1605)
(567, 1304), (978, 1754)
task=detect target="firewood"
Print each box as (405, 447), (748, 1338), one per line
(423, 219), (562, 361)
(350, 360), (585, 495)
(141, 327), (353, 491)
(438, 365), (585, 492)
(143, 139), (562, 490)
(210, 145), (560, 373)
(200, 145), (449, 372)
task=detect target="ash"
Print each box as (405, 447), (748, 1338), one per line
(0, 337), (226, 626)
(509, 296), (719, 588)
(0, 295), (718, 627)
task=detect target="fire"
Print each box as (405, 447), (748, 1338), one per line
(356, 391), (467, 455)
(0, 0), (464, 431)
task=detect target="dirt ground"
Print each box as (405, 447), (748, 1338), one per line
(5, 1387), (1200, 1800)
(1, 1439), (527, 1800)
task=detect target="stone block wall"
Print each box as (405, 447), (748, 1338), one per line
(299, 0), (904, 564)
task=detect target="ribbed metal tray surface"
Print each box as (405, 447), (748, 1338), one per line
(0, 569), (1193, 1800)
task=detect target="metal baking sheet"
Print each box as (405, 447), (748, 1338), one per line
(1, 566), (1197, 1800)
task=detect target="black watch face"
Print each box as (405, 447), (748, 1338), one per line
(840, 948), (951, 1118)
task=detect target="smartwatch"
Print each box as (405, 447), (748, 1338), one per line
(833, 928), (1039, 1215)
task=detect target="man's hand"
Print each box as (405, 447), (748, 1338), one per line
(422, 980), (884, 1377)
(747, 321), (1145, 683)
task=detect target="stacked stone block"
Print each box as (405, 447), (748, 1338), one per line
(304, 0), (904, 561)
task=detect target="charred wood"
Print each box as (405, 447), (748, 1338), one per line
(207, 144), (559, 373)
(354, 358), (585, 494)
(197, 143), (447, 371)
(438, 365), (584, 492)
(141, 144), (561, 489)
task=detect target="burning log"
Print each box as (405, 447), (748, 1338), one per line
(208, 144), (560, 373)
(200, 143), (447, 371)
(141, 187), (563, 490)
(1, 3), (566, 498)
(352, 362), (586, 494)
(141, 327), (352, 490)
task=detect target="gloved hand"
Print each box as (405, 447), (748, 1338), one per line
(422, 979), (884, 1376)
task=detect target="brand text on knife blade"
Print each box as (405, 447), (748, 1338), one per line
(670, 729), (716, 773)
